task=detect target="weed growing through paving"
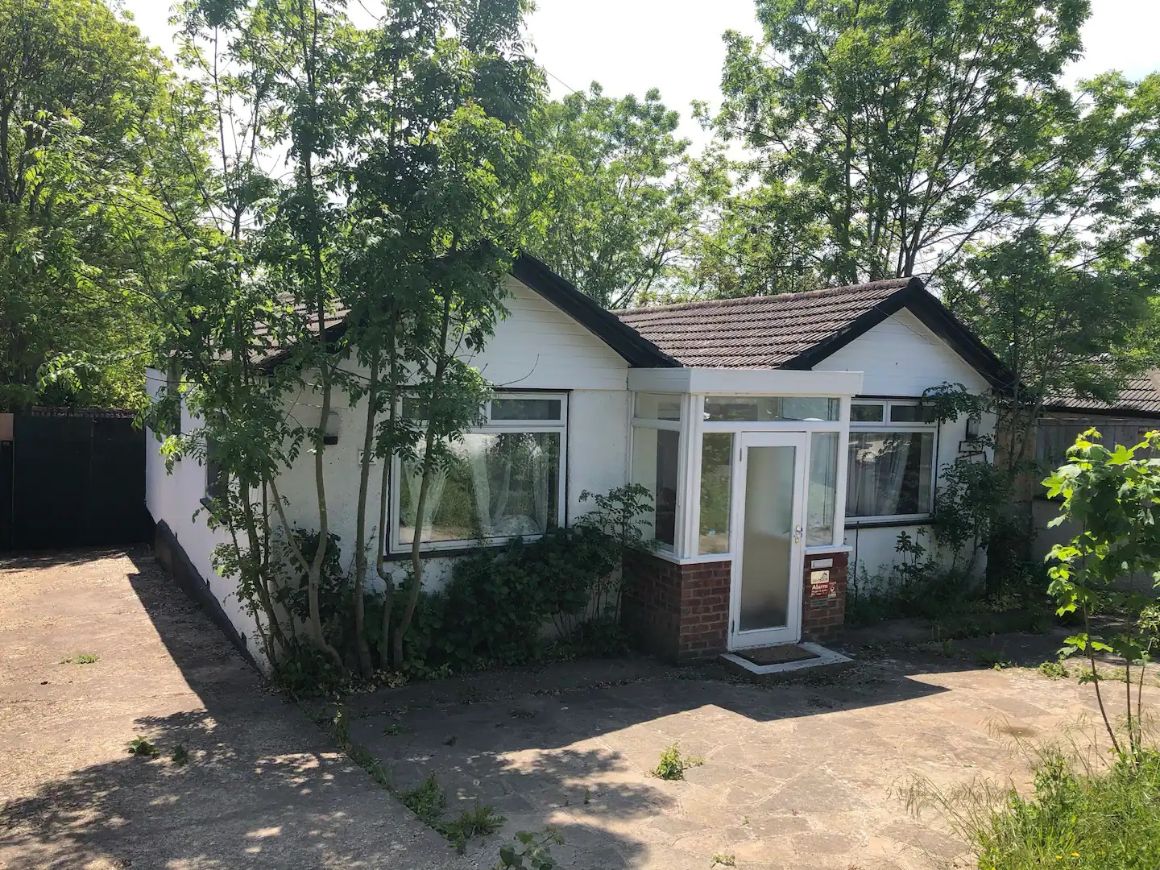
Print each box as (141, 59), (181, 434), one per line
(975, 650), (1011, 670)
(653, 743), (702, 781)
(61, 653), (99, 664)
(442, 805), (506, 853)
(382, 721), (409, 736)
(494, 829), (564, 869)
(126, 736), (158, 757)
(171, 744), (190, 766)
(402, 775), (447, 825)
(1038, 660), (1069, 679)
(711, 854), (737, 867)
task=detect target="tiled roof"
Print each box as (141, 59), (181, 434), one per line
(616, 279), (913, 369)
(1047, 369), (1160, 418)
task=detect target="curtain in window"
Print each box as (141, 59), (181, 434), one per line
(402, 459), (448, 538)
(847, 431), (933, 517)
(468, 433), (553, 538)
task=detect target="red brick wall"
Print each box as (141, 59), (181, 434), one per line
(800, 551), (848, 642)
(622, 550), (731, 662)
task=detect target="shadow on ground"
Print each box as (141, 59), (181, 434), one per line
(0, 547), (459, 869)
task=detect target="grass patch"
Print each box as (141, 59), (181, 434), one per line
(652, 743), (702, 781)
(904, 748), (1160, 870)
(60, 653), (99, 664)
(977, 751), (1160, 869)
(711, 854), (737, 867)
(126, 736), (158, 757)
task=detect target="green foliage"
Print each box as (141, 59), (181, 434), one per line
(710, 0), (1086, 284)
(171, 744), (190, 766)
(711, 855), (737, 868)
(652, 744), (701, 781)
(401, 775), (446, 827)
(126, 736), (158, 758)
(494, 829), (564, 870)
(0, 0), (204, 410)
(60, 653), (99, 665)
(529, 84), (704, 308)
(1044, 428), (1160, 758)
(440, 805), (506, 854)
(972, 750), (1160, 870)
(1038, 660), (1070, 680)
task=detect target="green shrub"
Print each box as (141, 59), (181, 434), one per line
(974, 750), (1160, 869)
(1038, 660), (1069, 680)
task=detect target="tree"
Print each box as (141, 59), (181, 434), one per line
(708, 0), (1086, 285)
(529, 84), (702, 308)
(0, 0), (201, 410)
(154, 0), (542, 676)
(1044, 429), (1160, 761)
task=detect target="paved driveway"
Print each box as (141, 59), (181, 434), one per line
(0, 548), (463, 869)
(343, 633), (1147, 870)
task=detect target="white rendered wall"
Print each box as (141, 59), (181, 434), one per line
(144, 368), (265, 659)
(813, 309), (997, 583)
(199, 276), (634, 597)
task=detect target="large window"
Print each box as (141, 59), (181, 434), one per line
(393, 393), (566, 552)
(847, 400), (936, 522)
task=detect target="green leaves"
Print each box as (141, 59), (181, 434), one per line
(527, 84), (701, 308)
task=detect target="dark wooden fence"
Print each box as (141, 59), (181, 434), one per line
(0, 409), (147, 550)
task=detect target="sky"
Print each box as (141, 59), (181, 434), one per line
(119, 0), (1160, 145)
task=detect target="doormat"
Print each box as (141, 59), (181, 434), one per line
(736, 644), (820, 666)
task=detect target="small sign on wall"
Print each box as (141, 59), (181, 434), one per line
(809, 569), (832, 599)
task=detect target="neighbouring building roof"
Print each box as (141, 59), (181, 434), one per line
(1045, 368), (1160, 419)
(617, 277), (1013, 389)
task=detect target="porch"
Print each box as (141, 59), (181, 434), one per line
(622, 367), (863, 660)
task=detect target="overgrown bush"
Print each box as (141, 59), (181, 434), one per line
(979, 751), (1160, 869)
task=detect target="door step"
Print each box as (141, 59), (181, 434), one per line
(721, 642), (852, 682)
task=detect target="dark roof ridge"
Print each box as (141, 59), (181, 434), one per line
(619, 276), (916, 317)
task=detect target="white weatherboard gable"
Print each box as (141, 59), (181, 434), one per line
(810, 306), (997, 582)
(813, 308), (990, 395)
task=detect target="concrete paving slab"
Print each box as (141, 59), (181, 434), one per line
(0, 548), (466, 870)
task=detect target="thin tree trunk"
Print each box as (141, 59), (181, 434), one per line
(351, 351), (381, 676)
(392, 295), (453, 668)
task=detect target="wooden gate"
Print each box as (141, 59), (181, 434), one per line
(0, 409), (147, 550)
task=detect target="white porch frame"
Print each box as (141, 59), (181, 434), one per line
(627, 367), (863, 566)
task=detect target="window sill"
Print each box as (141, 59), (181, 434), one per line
(845, 517), (933, 530)
(384, 536), (544, 561)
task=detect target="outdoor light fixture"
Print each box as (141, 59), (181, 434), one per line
(323, 410), (341, 445)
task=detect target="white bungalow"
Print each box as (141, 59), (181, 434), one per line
(145, 255), (1010, 663)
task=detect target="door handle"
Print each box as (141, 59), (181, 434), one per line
(793, 525), (803, 543)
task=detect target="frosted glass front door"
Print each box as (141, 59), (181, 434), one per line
(730, 432), (806, 648)
(739, 445), (795, 632)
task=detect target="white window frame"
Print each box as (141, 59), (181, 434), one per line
(846, 398), (939, 525)
(388, 391), (568, 555)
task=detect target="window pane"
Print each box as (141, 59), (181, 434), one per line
(889, 403), (935, 423)
(807, 432), (838, 545)
(699, 433), (733, 554)
(490, 397), (562, 421)
(846, 431), (935, 518)
(851, 403), (885, 423)
(399, 432), (560, 546)
(704, 396), (839, 422)
(635, 392), (682, 421)
(632, 426), (679, 548)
